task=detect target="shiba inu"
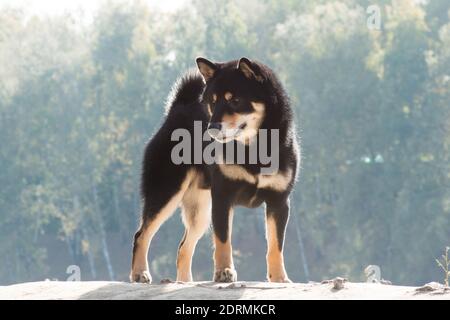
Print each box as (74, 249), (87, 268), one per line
(130, 57), (299, 283)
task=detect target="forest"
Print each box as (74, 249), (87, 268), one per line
(0, 0), (449, 286)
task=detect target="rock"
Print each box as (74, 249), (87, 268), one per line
(415, 282), (450, 294)
(1, 281), (450, 300)
(160, 278), (175, 284)
(321, 277), (347, 290)
(332, 277), (347, 290)
(218, 283), (247, 290)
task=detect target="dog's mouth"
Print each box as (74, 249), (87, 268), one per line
(238, 122), (247, 130)
(209, 122), (248, 143)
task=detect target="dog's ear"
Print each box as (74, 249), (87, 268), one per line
(196, 57), (218, 82)
(237, 57), (264, 82)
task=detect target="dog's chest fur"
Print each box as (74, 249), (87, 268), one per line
(217, 163), (292, 192)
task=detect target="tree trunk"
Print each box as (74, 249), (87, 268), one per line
(74, 196), (97, 280)
(81, 225), (97, 280)
(92, 185), (115, 281)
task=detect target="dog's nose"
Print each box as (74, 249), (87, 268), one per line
(208, 122), (222, 131)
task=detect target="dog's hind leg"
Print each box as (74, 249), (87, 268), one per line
(176, 174), (211, 282)
(130, 170), (194, 283)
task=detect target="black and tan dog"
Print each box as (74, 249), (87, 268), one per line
(130, 57), (299, 283)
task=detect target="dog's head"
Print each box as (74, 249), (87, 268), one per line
(196, 57), (267, 144)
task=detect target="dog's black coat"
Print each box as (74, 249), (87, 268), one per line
(140, 73), (209, 216)
(134, 58), (299, 282)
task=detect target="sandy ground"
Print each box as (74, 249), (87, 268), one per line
(0, 280), (449, 300)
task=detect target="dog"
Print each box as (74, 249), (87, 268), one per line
(130, 57), (299, 283)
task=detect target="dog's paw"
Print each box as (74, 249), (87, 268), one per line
(130, 270), (152, 284)
(214, 268), (237, 282)
(269, 277), (292, 283)
(268, 270), (292, 283)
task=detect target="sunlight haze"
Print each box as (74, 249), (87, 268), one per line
(0, 0), (186, 16)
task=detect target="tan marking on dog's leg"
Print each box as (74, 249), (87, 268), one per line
(265, 215), (291, 283)
(177, 179), (211, 282)
(214, 234), (233, 269)
(130, 170), (194, 283)
(213, 209), (237, 282)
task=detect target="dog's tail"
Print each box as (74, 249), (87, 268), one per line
(165, 70), (205, 110)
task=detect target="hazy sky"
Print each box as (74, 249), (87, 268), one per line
(0, 0), (186, 16)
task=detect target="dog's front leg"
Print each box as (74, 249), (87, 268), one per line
(265, 197), (292, 283)
(211, 194), (237, 282)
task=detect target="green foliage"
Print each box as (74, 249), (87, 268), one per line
(0, 0), (449, 285)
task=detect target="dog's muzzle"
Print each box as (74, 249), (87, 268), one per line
(207, 122), (222, 139)
(207, 121), (248, 142)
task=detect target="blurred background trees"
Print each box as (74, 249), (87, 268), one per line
(0, 0), (449, 285)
